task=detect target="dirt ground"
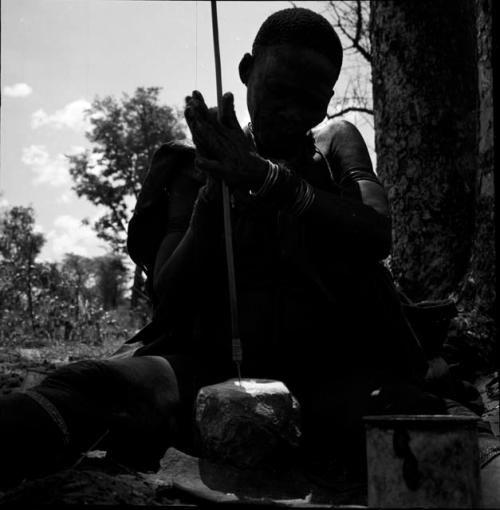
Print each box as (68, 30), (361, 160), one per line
(0, 342), (192, 505)
(0, 340), (124, 397)
(0, 343), (497, 506)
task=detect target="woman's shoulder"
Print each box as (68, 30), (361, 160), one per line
(311, 118), (362, 153)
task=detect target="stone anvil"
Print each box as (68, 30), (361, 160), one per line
(195, 378), (302, 469)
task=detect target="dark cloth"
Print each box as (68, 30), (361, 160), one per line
(127, 121), (427, 390)
(123, 120), (433, 465)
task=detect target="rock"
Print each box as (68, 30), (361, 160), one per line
(195, 378), (301, 468)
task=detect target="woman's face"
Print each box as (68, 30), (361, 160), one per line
(243, 44), (337, 157)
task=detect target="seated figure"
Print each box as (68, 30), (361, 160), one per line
(0, 7), (498, 505)
(124, 6), (438, 465)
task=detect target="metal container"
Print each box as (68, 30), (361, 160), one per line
(364, 415), (481, 508)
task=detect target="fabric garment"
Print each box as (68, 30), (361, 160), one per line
(127, 120), (427, 390)
(121, 120), (437, 465)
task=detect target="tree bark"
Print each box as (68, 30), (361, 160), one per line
(458, 0), (495, 314)
(371, 0), (478, 301)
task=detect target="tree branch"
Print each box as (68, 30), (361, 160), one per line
(329, 0), (372, 63)
(327, 106), (373, 119)
(354, 0), (363, 49)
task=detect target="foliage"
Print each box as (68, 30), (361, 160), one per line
(0, 206), (136, 347)
(68, 87), (186, 253)
(0, 206), (45, 334)
(93, 255), (128, 310)
(0, 206), (45, 261)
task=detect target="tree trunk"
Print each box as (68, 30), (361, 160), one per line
(130, 264), (146, 309)
(371, 0), (478, 302)
(26, 243), (36, 334)
(458, 0), (495, 314)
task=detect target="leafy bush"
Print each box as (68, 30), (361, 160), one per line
(0, 206), (148, 348)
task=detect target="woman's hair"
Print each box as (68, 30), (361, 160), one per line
(252, 7), (343, 81)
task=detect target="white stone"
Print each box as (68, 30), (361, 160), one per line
(195, 378), (301, 468)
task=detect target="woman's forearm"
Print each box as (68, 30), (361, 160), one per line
(152, 194), (222, 317)
(305, 186), (392, 260)
(254, 162), (391, 260)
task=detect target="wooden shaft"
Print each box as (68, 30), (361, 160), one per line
(210, 1), (242, 375)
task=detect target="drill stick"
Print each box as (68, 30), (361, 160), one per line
(211, 0), (242, 384)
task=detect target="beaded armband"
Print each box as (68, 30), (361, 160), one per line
(23, 389), (70, 448)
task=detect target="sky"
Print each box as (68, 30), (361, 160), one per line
(1, 0), (373, 263)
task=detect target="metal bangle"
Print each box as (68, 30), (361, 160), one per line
(251, 160), (280, 198)
(289, 179), (315, 217)
(288, 180), (305, 215)
(263, 162), (280, 196)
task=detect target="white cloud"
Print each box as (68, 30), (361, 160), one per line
(0, 197), (9, 208)
(3, 83), (33, 98)
(69, 145), (86, 155)
(56, 191), (74, 204)
(22, 145), (71, 187)
(46, 214), (105, 260)
(53, 215), (81, 230)
(22, 145), (49, 166)
(86, 152), (106, 176)
(31, 98), (91, 131)
(89, 111), (105, 122)
(33, 223), (45, 234)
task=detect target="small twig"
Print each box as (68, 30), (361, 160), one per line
(327, 106), (374, 119)
(329, 0), (372, 63)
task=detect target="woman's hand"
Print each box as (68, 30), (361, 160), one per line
(184, 90), (268, 191)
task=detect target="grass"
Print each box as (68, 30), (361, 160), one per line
(0, 306), (148, 395)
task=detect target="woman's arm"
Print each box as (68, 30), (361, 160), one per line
(272, 120), (391, 260)
(127, 141), (196, 276)
(151, 171), (222, 327)
(305, 182), (391, 261)
(183, 92), (390, 261)
(152, 180), (221, 299)
(127, 140), (222, 333)
(308, 120), (391, 260)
